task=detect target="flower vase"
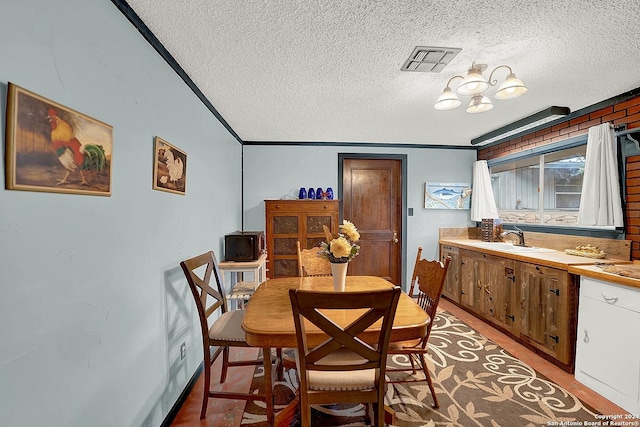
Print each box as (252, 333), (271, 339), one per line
(330, 262), (348, 291)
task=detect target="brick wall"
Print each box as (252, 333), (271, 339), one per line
(477, 95), (640, 259)
(627, 156), (640, 259)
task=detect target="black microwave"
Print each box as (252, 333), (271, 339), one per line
(224, 231), (266, 261)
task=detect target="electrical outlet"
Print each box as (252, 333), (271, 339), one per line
(180, 342), (186, 360)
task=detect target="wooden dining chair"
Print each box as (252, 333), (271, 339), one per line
(297, 240), (332, 277)
(386, 252), (451, 409)
(179, 251), (265, 419)
(289, 286), (402, 427)
(407, 246), (424, 297)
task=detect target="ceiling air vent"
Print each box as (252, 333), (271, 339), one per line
(401, 46), (462, 72)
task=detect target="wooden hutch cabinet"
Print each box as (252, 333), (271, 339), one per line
(264, 199), (340, 278)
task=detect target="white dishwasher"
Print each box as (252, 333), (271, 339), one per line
(575, 276), (640, 414)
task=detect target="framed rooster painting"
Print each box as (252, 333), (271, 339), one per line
(152, 136), (186, 195)
(4, 83), (113, 196)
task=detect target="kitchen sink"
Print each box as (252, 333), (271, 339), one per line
(464, 241), (556, 253)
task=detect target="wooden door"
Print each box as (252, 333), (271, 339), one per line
(341, 158), (402, 285)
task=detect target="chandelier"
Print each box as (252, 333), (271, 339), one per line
(434, 62), (528, 113)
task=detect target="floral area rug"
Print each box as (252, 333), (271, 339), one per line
(241, 311), (600, 426)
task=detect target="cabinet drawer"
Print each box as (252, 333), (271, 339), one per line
(265, 200), (338, 213)
(441, 245), (459, 254)
(580, 277), (640, 314)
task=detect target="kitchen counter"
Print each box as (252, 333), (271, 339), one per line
(568, 264), (640, 289)
(439, 238), (631, 270)
(438, 231), (634, 374)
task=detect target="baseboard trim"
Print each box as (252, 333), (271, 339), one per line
(160, 362), (204, 427)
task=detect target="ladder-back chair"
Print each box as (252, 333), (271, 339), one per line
(386, 250), (451, 408)
(297, 240), (332, 277)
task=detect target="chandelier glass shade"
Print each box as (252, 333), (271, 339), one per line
(495, 73), (528, 99)
(434, 62), (527, 112)
(434, 86), (462, 110)
(467, 94), (494, 113)
(456, 63), (489, 96)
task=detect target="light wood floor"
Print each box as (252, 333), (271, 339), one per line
(171, 298), (628, 426)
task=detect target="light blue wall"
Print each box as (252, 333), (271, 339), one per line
(0, 1), (242, 426)
(0, 1), (478, 424)
(242, 145), (476, 286)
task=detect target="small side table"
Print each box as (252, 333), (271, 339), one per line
(219, 253), (267, 309)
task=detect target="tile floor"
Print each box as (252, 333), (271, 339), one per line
(170, 298), (628, 426)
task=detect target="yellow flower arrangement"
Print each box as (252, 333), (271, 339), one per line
(319, 220), (361, 263)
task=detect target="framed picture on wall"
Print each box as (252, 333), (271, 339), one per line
(5, 83), (113, 196)
(425, 182), (472, 209)
(153, 136), (187, 195)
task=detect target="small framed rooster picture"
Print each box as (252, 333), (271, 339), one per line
(5, 83), (113, 196)
(152, 136), (186, 195)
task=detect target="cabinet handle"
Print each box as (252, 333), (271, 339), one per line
(275, 204), (281, 209)
(323, 205), (328, 209)
(506, 314), (515, 321)
(583, 329), (589, 343)
(601, 294), (618, 304)
(549, 288), (560, 296)
(393, 231), (398, 243)
(549, 335), (559, 343)
(484, 284), (492, 295)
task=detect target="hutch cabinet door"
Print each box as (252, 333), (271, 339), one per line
(265, 200), (339, 279)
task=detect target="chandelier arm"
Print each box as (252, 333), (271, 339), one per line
(487, 65), (513, 87)
(445, 75), (464, 88)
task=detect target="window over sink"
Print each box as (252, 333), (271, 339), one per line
(488, 141), (588, 227)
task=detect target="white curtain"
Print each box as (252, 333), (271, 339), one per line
(577, 123), (624, 227)
(471, 160), (499, 222)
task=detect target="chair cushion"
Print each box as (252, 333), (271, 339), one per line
(208, 310), (246, 342)
(306, 349), (376, 391)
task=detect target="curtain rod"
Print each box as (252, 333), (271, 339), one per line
(615, 126), (640, 137)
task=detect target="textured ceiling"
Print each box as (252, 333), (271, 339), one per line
(123, 0), (640, 147)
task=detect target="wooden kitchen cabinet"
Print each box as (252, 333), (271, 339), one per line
(265, 199), (340, 279)
(440, 245), (460, 302)
(459, 249), (517, 331)
(439, 242), (579, 372)
(517, 262), (577, 368)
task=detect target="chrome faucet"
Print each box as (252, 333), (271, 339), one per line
(500, 226), (525, 246)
